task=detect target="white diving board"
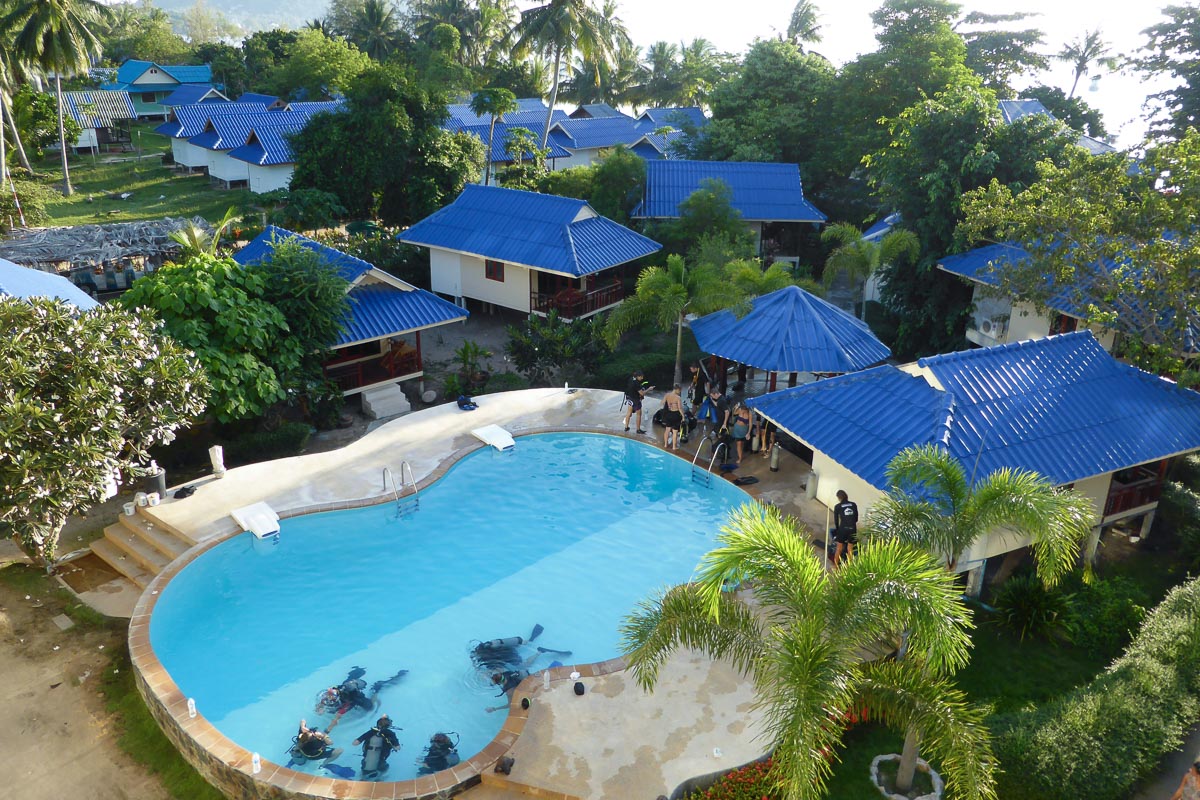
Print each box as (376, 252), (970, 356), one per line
(231, 501), (281, 538)
(471, 424), (516, 451)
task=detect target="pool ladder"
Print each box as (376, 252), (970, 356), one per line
(382, 462), (420, 516)
(690, 440), (727, 488)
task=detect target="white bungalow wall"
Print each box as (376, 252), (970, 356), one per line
(550, 147), (602, 170)
(966, 288), (1118, 351)
(74, 128), (98, 150)
(457, 252), (532, 313)
(247, 164), (293, 193)
(809, 451), (885, 524)
(208, 151), (250, 184)
(171, 139), (207, 169)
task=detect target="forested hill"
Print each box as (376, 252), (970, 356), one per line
(148, 0), (332, 32)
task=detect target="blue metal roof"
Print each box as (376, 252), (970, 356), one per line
(0, 258), (98, 310)
(339, 282), (467, 346)
(997, 99), (1051, 125)
(863, 212), (902, 242)
(749, 331), (1200, 489)
(162, 84), (226, 106)
(549, 117), (645, 150)
(638, 107), (708, 130)
(398, 184), (661, 277)
(571, 103), (629, 119)
(630, 130), (683, 160)
(456, 122), (572, 161)
(190, 110), (311, 152)
(236, 93), (281, 107)
(228, 122), (308, 166)
(62, 91), (136, 128)
(232, 228), (466, 345)
(233, 226), (373, 282)
(447, 97), (547, 121)
(154, 102), (266, 138)
(634, 160), (827, 222)
(283, 100), (345, 114)
(114, 60), (211, 86)
(691, 285), (891, 373)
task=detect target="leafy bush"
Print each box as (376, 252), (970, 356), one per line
(267, 187), (348, 231)
(1172, 454), (1200, 490)
(1155, 482), (1200, 569)
(992, 578), (1200, 800)
(686, 757), (777, 800)
(484, 372), (530, 393)
(0, 178), (55, 232)
(219, 421), (313, 466)
(992, 573), (1070, 641)
(505, 311), (605, 386)
(1062, 575), (1148, 659)
(312, 230), (431, 289)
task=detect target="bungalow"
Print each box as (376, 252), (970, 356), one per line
(190, 109), (313, 187)
(633, 160), (827, 261)
(232, 227), (468, 410)
(161, 84), (229, 107)
(155, 101), (268, 171)
(0, 257), (99, 310)
(101, 59), (215, 119)
(399, 184), (661, 319)
(451, 120), (572, 184)
(61, 90), (136, 153)
(747, 331), (1200, 591)
(547, 116), (646, 169)
(227, 120), (312, 193)
(629, 130), (684, 160)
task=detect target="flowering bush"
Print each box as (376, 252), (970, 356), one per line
(688, 758), (777, 800)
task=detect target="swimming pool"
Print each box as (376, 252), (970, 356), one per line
(148, 432), (748, 783)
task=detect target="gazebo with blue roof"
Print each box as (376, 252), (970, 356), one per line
(399, 184), (661, 320)
(747, 331), (1200, 585)
(233, 226), (468, 401)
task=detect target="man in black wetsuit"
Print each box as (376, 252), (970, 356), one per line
(352, 715), (400, 779)
(623, 369), (652, 434)
(832, 490), (859, 566)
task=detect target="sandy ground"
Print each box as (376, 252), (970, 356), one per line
(0, 571), (170, 800)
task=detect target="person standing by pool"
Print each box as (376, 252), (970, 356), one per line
(661, 384), (684, 450)
(730, 402), (752, 464)
(352, 714), (400, 779)
(623, 369), (652, 434)
(832, 490), (859, 566)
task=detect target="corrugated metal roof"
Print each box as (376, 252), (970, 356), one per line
(114, 59), (211, 86)
(339, 282), (467, 345)
(233, 226), (373, 282)
(549, 116), (645, 150)
(862, 211), (901, 242)
(284, 100), (345, 113)
(0, 258), (98, 310)
(638, 107), (708, 130)
(630, 130), (683, 160)
(748, 331), (1200, 489)
(236, 93), (281, 107)
(62, 91), (136, 128)
(997, 99), (1050, 125)
(398, 184), (661, 277)
(162, 84), (227, 106)
(190, 110), (312, 152)
(154, 102), (267, 138)
(455, 122), (572, 160)
(634, 160), (827, 222)
(571, 103), (628, 119)
(447, 97), (547, 121)
(228, 121), (309, 165)
(691, 285), (891, 373)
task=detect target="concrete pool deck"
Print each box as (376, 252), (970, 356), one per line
(123, 388), (818, 800)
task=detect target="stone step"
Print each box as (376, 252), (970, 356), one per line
(138, 506), (199, 546)
(119, 512), (190, 560)
(361, 384), (411, 420)
(90, 538), (154, 589)
(103, 523), (170, 576)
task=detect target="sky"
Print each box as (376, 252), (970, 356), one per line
(577, 0), (1181, 148)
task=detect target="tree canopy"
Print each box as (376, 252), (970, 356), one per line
(264, 28), (372, 100)
(0, 298), (207, 561)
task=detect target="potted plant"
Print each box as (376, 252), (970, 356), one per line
(454, 340), (493, 391)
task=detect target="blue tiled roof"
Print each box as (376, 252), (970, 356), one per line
(232, 227), (466, 345)
(638, 107), (708, 130)
(190, 110), (311, 152)
(0, 258), (98, 310)
(154, 102), (266, 138)
(863, 212), (901, 241)
(549, 117), (645, 150)
(162, 84), (226, 106)
(233, 226), (372, 282)
(228, 122), (308, 166)
(62, 91), (136, 128)
(447, 97), (547, 121)
(163, 64), (212, 84)
(398, 184), (661, 277)
(340, 282), (467, 346)
(691, 285), (891, 373)
(749, 331), (1200, 489)
(456, 122), (572, 161)
(635, 160), (827, 222)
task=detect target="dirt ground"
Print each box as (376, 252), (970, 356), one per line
(0, 569), (170, 800)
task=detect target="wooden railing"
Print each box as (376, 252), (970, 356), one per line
(1104, 472), (1165, 517)
(323, 351), (421, 393)
(530, 281), (623, 319)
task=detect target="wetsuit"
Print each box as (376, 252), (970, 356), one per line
(833, 500), (859, 544)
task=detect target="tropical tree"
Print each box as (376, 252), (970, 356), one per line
(349, 0), (402, 61)
(469, 87), (517, 186)
(821, 223), (918, 318)
(787, 0), (823, 45)
(168, 207), (236, 258)
(604, 254), (730, 387)
(1, 0), (111, 195)
(622, 503), (997, 800)
(511, 0), (616, 147)
(0, 40), (35, 175)
(0, 298), (208, 562)
(1056, 29), (1116, 99)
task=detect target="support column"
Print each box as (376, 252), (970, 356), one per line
(1139, 510), (1156, 540)
(964, 562), (986, 598)
(1084, 525), (1103, 564)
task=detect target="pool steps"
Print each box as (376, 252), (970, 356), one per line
(91, 508), (195, 588)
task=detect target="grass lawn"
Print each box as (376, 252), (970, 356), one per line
(33, 122), (252, 227)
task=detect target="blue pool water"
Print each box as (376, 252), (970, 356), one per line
(150, 433), (749, 781)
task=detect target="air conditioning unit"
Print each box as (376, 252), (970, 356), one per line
(992, 318), (1008, 338)
(979, 318), (993, 335)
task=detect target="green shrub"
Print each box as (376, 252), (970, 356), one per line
(1062, 575), (1147, 659)
(1172, 454), (1200, 491)
(992, 573), (1070, 641)
(993, 578), (1200, 800)
(1155, 483), (1200, 569)
(484, 372), (530, 393)
(219, 421), (313, 466)
(0, 178), (55, 232)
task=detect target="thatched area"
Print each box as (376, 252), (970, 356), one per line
(0, 217), (210, 273)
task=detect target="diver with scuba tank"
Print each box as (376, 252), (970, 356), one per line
(472, 624), (572, 713)
(418, 732), (460, 775)
(353, 714), (401, 780)
(317, 666), (409, 732)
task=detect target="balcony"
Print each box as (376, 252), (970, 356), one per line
(322, 346), (421, 396)
(530, 281), (624, 320)
(1104, 464), (1166, 518)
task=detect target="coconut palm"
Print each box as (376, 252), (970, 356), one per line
(2, 0), (110, 196)
(622, 503), (997, 800)
(511, 0), (616, 147)
(349, 0), (402, 61)
(1055, 29), (1116, 99)
(675, 38), (722, 107)
(469, 87), (517, 186)
(787, 0), (823, 45)
(639, 41), (680, 107)
(821, 223), (919, 319)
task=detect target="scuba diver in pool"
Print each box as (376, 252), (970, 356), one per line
(473, 624), (571, 713)
(418, 732), (461, 775)
(288, 719), (343, 766)
(353, 714), (401, 780)
(317, 666), (409, 732)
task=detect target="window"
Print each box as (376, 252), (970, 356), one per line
(141, 92), (158, 103)
(485, 260), (504, 282)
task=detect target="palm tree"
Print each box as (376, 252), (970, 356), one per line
(622, 503), (998, 800)
(349, 0), (401, 61)
(2, 0), (110, 196)
(724, 259), (799, 298)
(511, 0), (616, 148)
(640, 40), (680, 107)
(1055, 29), (1116, 99)
(787, 0), (823, 45)
(675, 38), (721, 107)
(821, 223), (919, 319)
(411, 0), (477, 64)
(306, 18), (332, 35)
(469, 87), (517, 186)
(168, 208), (236, 259)
(604, 254), (732, 388)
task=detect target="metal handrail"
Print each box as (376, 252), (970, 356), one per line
(382, 466), (401, 510)
(706, 442), (727, 474)
(399, 461), (419, 508)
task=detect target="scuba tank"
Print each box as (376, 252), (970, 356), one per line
(475, 636), (524, 653)
(361, 732), (386, 777)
